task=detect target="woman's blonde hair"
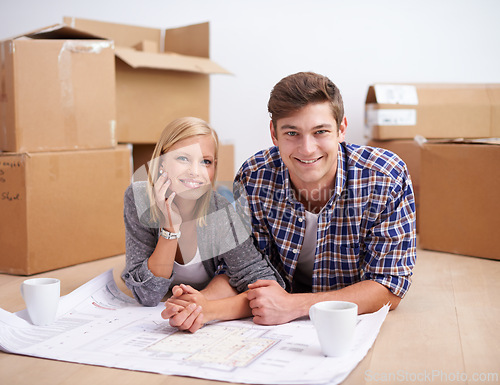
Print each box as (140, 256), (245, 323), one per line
(147, 117), (219, 226)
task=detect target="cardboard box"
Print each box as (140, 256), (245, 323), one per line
(63, 17), (230, 144)
(0, 146), (132, 275)
(367, 139), (421, 231)
(0, 24), (116, 152)
(419, 140), (500, 260)
(365, 84), (500, 140)
(131, 143), (235, 182)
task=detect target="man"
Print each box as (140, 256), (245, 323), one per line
(163, 72), (416, 329)
(234, 72), (416, 325)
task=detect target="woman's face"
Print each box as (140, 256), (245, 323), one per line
(160, 134), (216, 201)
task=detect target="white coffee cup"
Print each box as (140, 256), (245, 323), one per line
(309, 301), (358, 357)
(20, 278), (60, 326)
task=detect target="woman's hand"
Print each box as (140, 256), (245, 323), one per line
(162, 284), (210, 333)
(153, 172), (182, 231)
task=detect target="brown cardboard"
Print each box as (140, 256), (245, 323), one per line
(63, 17), (230, 144)
(0, 146), (132, 275)
(131, 143), (235, 182)
(367, 139), (421, 232)
(0, 24), (116, 152)
(365, 84), (500, 140)
(419, 140), (500, 260)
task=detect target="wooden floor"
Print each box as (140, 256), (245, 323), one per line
(1, 247), (499, 385)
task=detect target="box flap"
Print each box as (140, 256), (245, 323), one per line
(18, 24), (107, 41)
(64, 17), (161, 48)
(366, 84), (419, 105)
(164, 22), (209, 58)
(115, 47), (230, 74)
(367, 83), (495, 106)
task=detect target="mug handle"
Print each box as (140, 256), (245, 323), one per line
(309, 305), (316, 323)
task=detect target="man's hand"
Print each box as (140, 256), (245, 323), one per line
(247, 280), (299, 325)
(162, 284), (207, 333)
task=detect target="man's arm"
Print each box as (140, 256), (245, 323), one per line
(246, 279), (400, 325)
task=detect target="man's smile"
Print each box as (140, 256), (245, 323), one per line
(295, 156), (323, 164)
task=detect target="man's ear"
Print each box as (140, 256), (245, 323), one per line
(338, 116), (348, 143)
(270, 120), (279, 146)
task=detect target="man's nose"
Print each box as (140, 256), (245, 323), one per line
(299, 135), (316, 154)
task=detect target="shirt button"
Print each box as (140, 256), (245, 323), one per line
(293, 249), (298, 254)
(124, 273), (130, 278)
(298, 218), (303, 223)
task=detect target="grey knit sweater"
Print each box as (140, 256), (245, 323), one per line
(121, 182), (284, 306)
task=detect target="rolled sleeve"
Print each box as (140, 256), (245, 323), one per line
(363, 170), (417, 298)
(122, 183), (173, 306)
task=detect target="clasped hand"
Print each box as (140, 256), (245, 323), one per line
(162, 284), (207, 333)
(162, 280), (297, 333)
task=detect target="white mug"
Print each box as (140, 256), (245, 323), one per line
(309, 301), (358, 357)
(20, 278), (60, 326)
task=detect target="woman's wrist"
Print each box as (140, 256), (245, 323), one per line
(159, 227), (181, 240)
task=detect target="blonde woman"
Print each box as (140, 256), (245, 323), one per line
(122, 117), (283, 331)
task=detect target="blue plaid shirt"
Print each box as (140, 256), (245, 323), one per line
(234, 142), (416, 298)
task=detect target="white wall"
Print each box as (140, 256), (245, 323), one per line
(2, 0), (500, 176)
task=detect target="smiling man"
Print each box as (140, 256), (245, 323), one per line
(234, 72), (417, 325)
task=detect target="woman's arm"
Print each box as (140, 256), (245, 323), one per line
(200, 274), (239, 300)
(162, 283), (252, 333)
(122, 183), (179, 306)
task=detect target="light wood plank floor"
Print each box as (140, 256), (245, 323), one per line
(1, 247), (499, 385)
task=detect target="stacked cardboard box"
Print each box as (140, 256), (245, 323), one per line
(365, 84), (500, 259)
(418, 140), (500, 260)
(0, 25), (132, 275)
(62, 18), (236, 184)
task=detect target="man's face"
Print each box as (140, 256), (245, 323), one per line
(270, 102), (346, 194)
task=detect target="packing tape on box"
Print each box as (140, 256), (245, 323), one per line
(57, 41), (113, 146)
(49, 155), (60, 182)
(0, 42), (7, 147)
(58, 42), (77, 146)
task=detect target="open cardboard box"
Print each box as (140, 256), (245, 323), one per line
(419, 138), (500, 260)
(63, 17), (231, 144)
(365, 84), (500, 140)
(0, 146), (132, 275)
(0, 24), (116, 152)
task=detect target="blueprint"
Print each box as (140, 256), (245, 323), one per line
(0, 270), (389, 385)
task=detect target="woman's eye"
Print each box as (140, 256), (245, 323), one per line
(177, 156), (188, 162)
(202, 159), (213, 166)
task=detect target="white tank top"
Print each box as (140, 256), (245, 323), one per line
(171, 248), (211, 290)
(294, 210), (319, 292)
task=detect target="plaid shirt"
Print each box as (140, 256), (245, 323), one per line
(234, 142), (416, 298)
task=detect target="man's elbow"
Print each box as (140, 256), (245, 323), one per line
(388, 294), (402, 310)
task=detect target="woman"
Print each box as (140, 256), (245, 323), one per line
(122, 117), (283, 331)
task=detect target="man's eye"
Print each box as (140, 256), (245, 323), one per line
(315, 130), (327, 134)
(285, 131), (298, 137)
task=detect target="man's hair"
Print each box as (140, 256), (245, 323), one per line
(268, 72), (344, 131)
